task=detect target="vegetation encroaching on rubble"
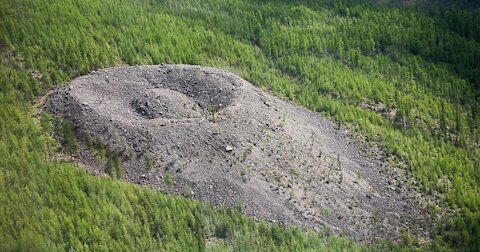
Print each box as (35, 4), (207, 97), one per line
(0, 0), (479, 250)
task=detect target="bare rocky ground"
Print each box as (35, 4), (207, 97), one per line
(45, 64), (433, 243)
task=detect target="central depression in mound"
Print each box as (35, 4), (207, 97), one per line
(46, 65), (431, 242)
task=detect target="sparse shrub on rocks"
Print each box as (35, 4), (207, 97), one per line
(104, 150), (123, 179)
(144, 155), (154, 171)
(94, 136), (106, 160)
(165, 172), (174, 187)
(52, 116), (78, 154)
(62, 120), (78, 154)
(83, 132), (94, 151)
(104, 151), (115, 177)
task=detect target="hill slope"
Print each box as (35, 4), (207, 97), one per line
(1, 0), (479, 250)
(45, 64), (431, 242)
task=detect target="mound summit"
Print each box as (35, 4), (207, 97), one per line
(46, 65), (431, 242)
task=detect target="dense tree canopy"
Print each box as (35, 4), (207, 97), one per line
(0, 0), (479, 250)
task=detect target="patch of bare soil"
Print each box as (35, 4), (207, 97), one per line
(45, 65), (433, 242)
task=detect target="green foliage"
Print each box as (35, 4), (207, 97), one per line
(94, 136), (106, 160)
(0, 70), (368, 251)
(144, 155), (154, 172)
(0, 0), (479, 250)
(104, 153), (114, 177)
(39, 113), (53, 135)
(83, 132), (94, 151)
(164, 173), (174, 187)
(214, 222), (232, 239)
(92, 140), (123, 179)
(52, 116), (78, 154)
(62, 120), (78, 154)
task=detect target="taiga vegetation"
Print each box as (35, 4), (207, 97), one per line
(0, 0), (479, 250)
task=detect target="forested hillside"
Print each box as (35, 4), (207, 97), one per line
(0, 0), (479, 251)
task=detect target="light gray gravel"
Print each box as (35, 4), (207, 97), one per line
(46, 64), (433, 242)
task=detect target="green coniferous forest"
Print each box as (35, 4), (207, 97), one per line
(0, 0), (479, 250)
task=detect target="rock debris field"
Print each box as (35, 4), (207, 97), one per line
(46, 65), (432, 242)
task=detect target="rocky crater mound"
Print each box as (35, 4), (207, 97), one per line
(46, 65), (432, 242)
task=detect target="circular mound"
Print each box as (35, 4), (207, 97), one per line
(131, 89), (201, 119)
(45, 65), (433, 243)
(150, 67), (236, 110)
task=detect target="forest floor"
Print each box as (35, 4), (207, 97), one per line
(44, 64), (435, 243)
